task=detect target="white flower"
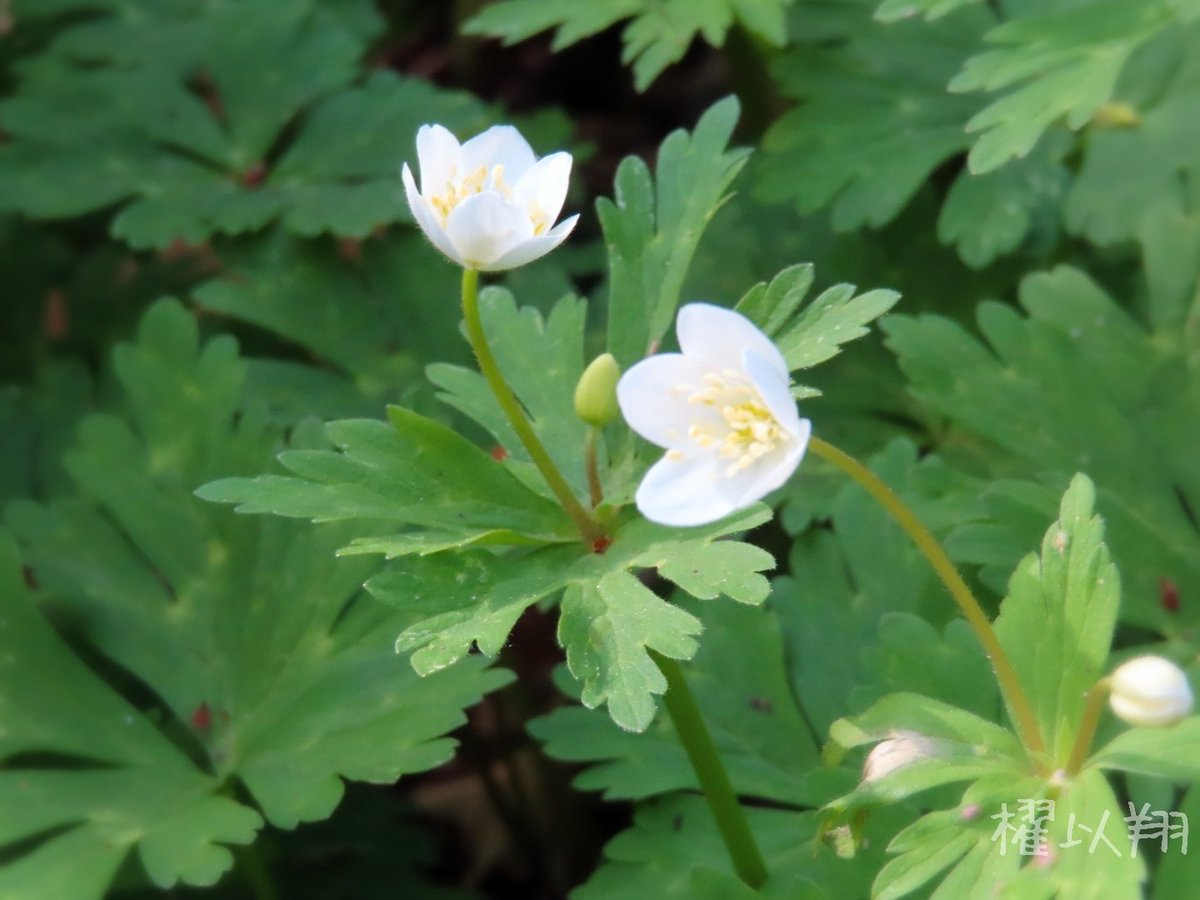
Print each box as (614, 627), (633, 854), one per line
(402, 123), (579, 271)
(1109, 655), (1194, 727)
(616, 303), (810, 526)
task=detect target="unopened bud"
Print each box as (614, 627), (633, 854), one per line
(574, 353), (621, 427)
(1091, 101), (1141, 129)
(1109, 656), (1193, 727)
(862, 730), (946, 784)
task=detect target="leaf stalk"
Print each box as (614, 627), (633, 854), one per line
(460, 268), (603, 543)
(807, 436), (1047, 759)
(653, 652), (769, 889)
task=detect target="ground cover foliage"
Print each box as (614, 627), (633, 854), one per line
(1, 0), (1198, 897)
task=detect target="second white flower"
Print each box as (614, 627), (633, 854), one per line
(617, 303), (810, 526)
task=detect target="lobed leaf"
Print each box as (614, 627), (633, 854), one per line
(601, 97), (750, 367)
(532, 596), (821, 803)
(2, 300), (510, 896)
(465, 0), (791, 91)
(951, 0), (1176, 174)
(758, 5), (984, 230)
(886, 266), (1200, 635)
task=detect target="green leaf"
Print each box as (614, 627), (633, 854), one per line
(758, 5), (984, 229)
(560, 573), (703, 732)
(1090, 717), (1200, 780)
(576, 796), (912, 900)
(829, 692), (1021, 766)
(199, 406), (572, 541)
(873, 769), (1143, 899)
(774, 283), (900, 372)
(993, 475), (1120, 761)
(1153, 784), (1200, 899)
(0, 534), (261, 897)
(875, 0), (983, 23)
(1002, 769), (1145, 898)
(1065, 24), (1200, 245)
(464, 0), (790, 91)
(427, 287), (593, 497)
(733, 262), (901, 387)
(1138, 197), (1200, 329)
(950, 0), (1175, 174)
(370, 545), (577, 671)
(267, 71), (494, 237)
(733, 263), (815, 337)
(574, 794), (896, 899)
(864, 613), (999, 721)
(193, 229), (466, 399)
(601, 97), (750, 367)
(937, 135), (1071, 268)
(874, 811), (986, 900)
(0, 1), (377, 246)
(2, 299), (510, 897)
(368, 507), (773, 731)
(775, 438), (987, 734)
(0, 360), (92, 507)
(885, 266), (1200, 636)
(530, 596), (821, 804)
(0, 4), (568, 246)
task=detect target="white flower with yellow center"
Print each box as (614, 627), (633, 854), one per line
(402, 123), (579, 272)
(617, 303), (811, 526)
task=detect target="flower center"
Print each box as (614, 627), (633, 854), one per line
(429, 164), (514, 224)
(683, 370), (790, 477)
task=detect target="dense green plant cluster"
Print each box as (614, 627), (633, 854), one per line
(2, 1), (1198, 897)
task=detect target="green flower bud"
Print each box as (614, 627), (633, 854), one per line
(574, 353), (621, 427)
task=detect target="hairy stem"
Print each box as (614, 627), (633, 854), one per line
(1066, 678), (1112, 775)
(807, 436), (1047, 758)
(653, 652), (768, 889)
(461, 269), (602, 543)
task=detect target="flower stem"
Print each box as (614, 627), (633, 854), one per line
(234, 844), (278, 900)
(652, 652), (768, 890)
(807, 436), (1047, 758)
(585, 426), (603, 508)
(1066, 678), (1111, 775)
(460, 269), (603, 543)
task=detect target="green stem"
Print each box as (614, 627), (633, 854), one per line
(460, 269), (602, 543)
(234, 844), (278, 900)
(807, 436), (1047, 758)
(585, 426), (603, 508)
(1066, 678), (1111, 775)
(653, 652), (768, 889)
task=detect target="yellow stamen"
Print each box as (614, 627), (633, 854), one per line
(684, 370), (789, 477)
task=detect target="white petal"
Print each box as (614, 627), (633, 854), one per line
(403, 163), (462, 265)
(723, 418), (811, 508)
(483, 214), (579, 272)
(635, 452), (735, 527)
(616, 353), (721, 449)
(513, 151), (572, 227)
(743, 349), (804, 438)
(444, 191), (534, 270)
(415, 124), (462, 197)
(676, 303), (789, 378)
(461, 125), (536, 182)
